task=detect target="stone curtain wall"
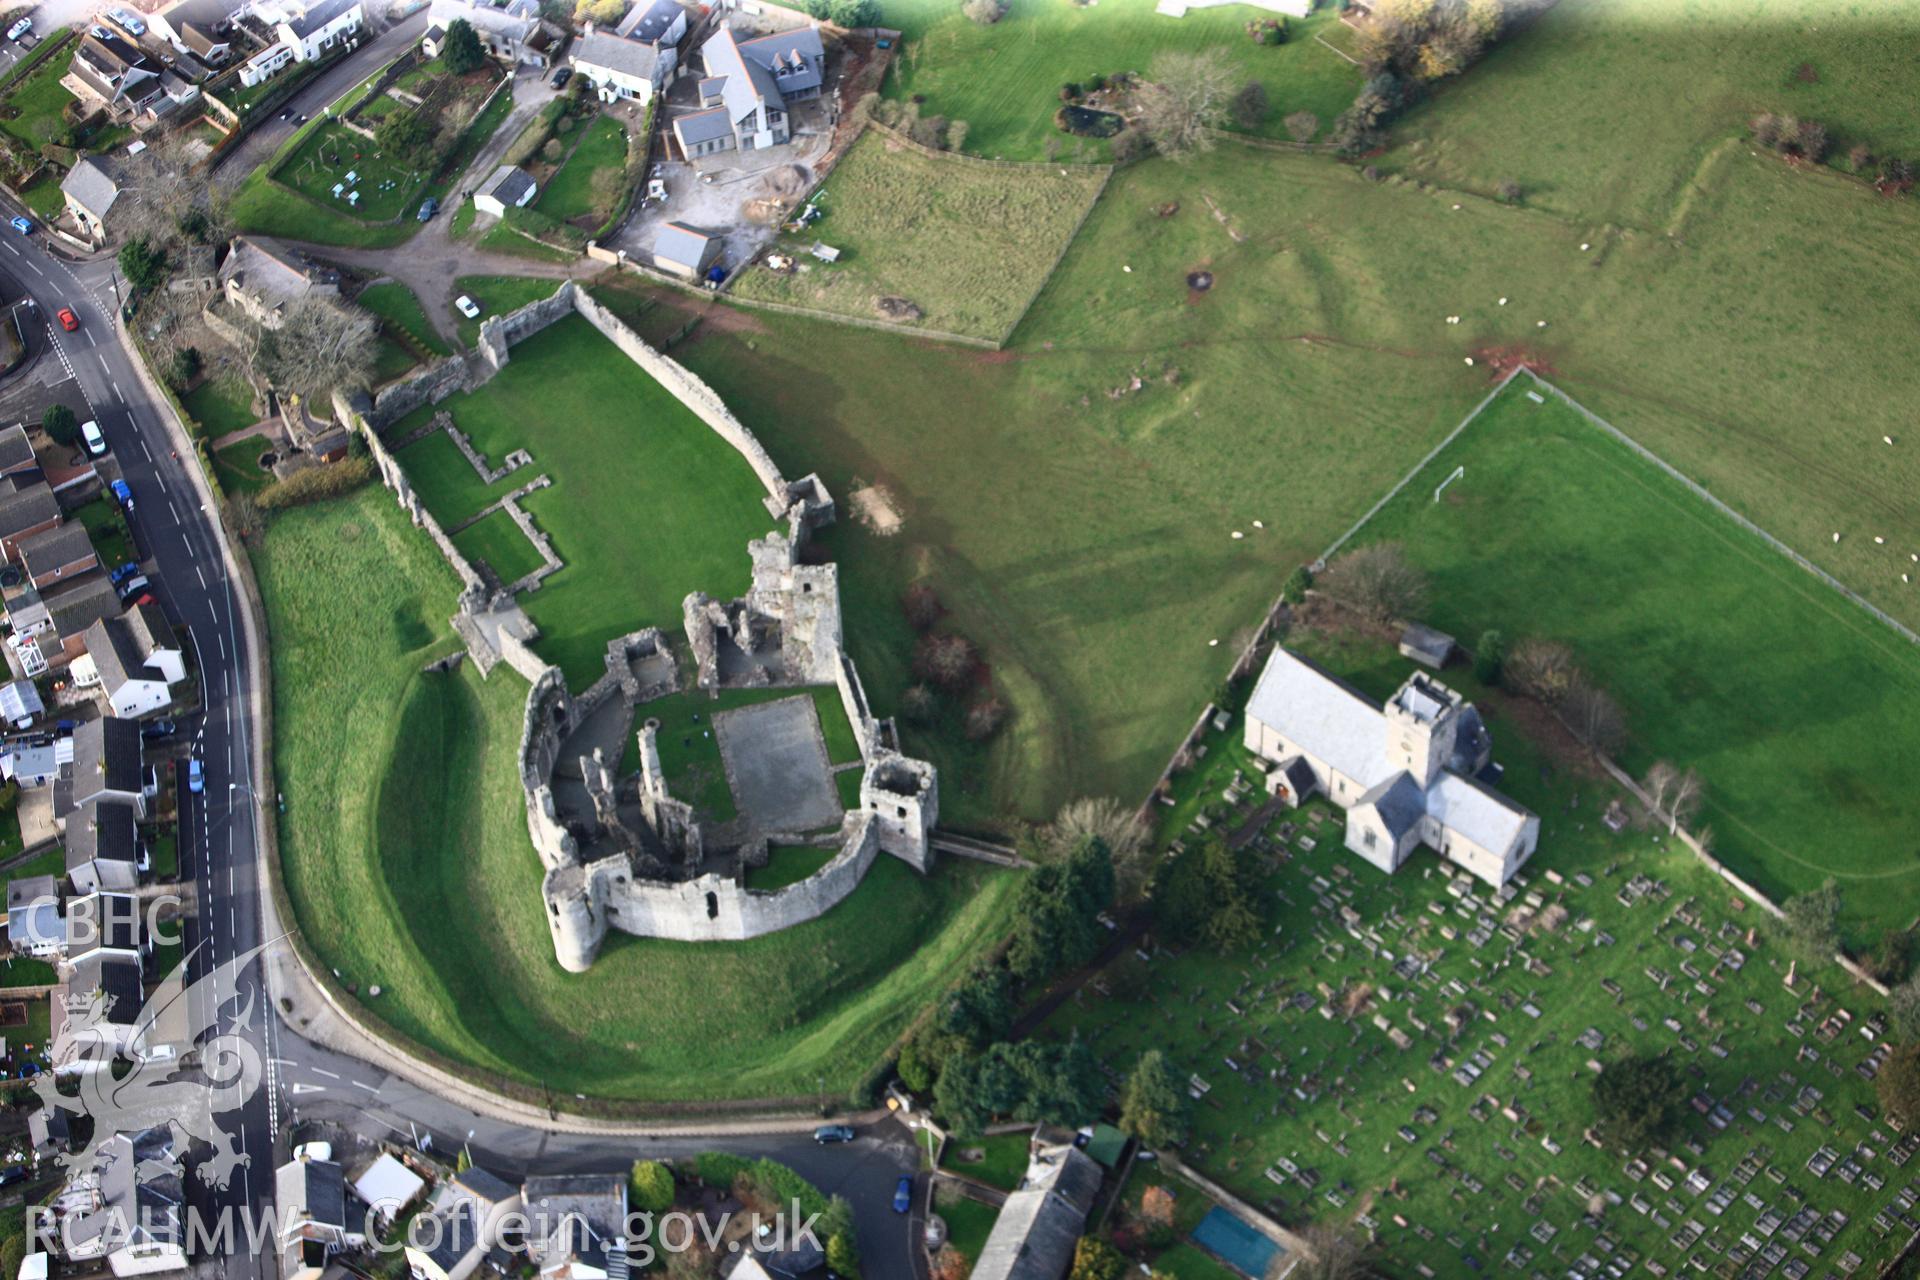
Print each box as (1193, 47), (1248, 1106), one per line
(367, 356), (475, 433)
(350, 395), (487, 596)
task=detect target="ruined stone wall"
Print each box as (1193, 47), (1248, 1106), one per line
(366, 356), (474, 433)
(347, 401), (486, 596)
(475, 285), (579, 372)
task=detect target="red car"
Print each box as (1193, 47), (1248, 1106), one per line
(56, 307), (78, 332)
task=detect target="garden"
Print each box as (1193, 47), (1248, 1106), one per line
(730, 127), (1109, 344)
(531, 112), (630, 225)
(1044, 625), (1916, 1277)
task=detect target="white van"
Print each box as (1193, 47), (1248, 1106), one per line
(80, 419), (107, 457)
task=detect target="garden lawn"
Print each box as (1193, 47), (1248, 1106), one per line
(73, 497), (134, 570)
(17, 173), (63, 220)
(879, 0), (1361, 159)
(271, 120), (435, 223)
(393, 311), (776, 684)
(181, 379), (258, 438)
(1046, 627), (1912, 1276)
(357, 282), (452, 356)
(449, 509), (545, 585)
(934, 1192), (999, 1264)
(0, 44), (80, 149)
(450, 275), (571, 348)
(729, 129), (1108, 344)
(393, 429), (517, 524)
(1348, 377), (1920, 941)
(260, 487), (1023, 1099)
(535, 114), (628, 223)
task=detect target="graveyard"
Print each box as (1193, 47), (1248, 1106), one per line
(1046, 626), (1913, 1278)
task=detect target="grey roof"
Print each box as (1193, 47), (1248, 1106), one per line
(69, 715), (143, 805)
(1425, 769), (1532, 854)
(7, 874), (59, 911)
(1354, 770), (1425, 840)
(283, 0), (360, 38)
(19, 523), (99, 578)
(155, 0), (242, 35)
(28, 1106), (70, 1151)
(522, 1174), (626, 1268)
(452, 1166), (518, 1205)
(1398, 621), (1455, 665)
(84, 610), (171, 696)
(699, 24), (822, 131)
(736, 25), (823, 92)
(64, 1128), (180, 1251)
(0, 679), (44, 722)
(572, 30), (660, 81)
(426, 0), (540, 43)
(1275, 754), (1316, 799)
(653, 220), (717, 269)
(7, 875), (62, 953)
(0, 423), (37, 471)
(1446, 704), (1488, 775)
(476, 164), (536, 207)
(419, 1196), (478, 1271)
(67, 891), (143, 958)
(277, 1156), (350, 1230)
(45, 576), (124, 640)
(125, 601), (173, 654)
(0, 480), (60, 539)
(180, 21), (231, 56)
(970, 1144), (1102, 1280)
(67, 798), (139, 874)
(67, 952), (145, 1024)
(221, 235), (331, 309)
(617, 0), (684, 42)
(673, 105), (733, 146)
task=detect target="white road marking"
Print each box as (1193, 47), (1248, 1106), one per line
(95, 352), (108, 372)
(168, 499), (181, 522)
(312, 1067), (340, 1080)
(195, 565), (207, 589)
(352, 1079), (379, 1092)
(140, 439), (151, 460)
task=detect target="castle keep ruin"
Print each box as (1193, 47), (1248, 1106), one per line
(342, 281), (939, 973)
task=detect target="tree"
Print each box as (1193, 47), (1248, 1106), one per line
(939, 966), (1014, 1049)
(901, 582), (942, 630)
(899, 683), (938, 726)
(1871, 928), (1917, 984)
(1007, 837), (1114, 983)
(1566, 679), (1628, 755)
(962, 0), (1006, 22)
(167, 345), (203, 390)
(821, 1197), (860, 1278)
(1506, 637), (1578, 704)
(1318, 542), (1428, 625)
(628, 1160), (675, 1216)
(1590, 1053), (1683, 1153)
(914, 632), (977, 690)
(1889, 974), (1920, 1041)
(1472, 629), (1504, 685)
(1154, 838), (1261, 951)
(1876, 1044), (1920, 1128)
(442, 18), (485, 74)
(1777, 879), (1842, 960)
(1283, 110), (1319, 143)
(118, 237), (167, 293)
(375, 104), (442, 167)
(947, 120), (970, 153)
(1119, 1050), (1189, 1149)
(829, 0), (879, 25)
(1137, 50), (1237, 159)
(255, 296), (378, 400)
(574, 0), (625, 22)
(1496, 178), (1523, 204)
(1792, 118), (1830, 163)
(113, 134), (227, 250)
(41, 404), (78, 446)
(1231, 81), (1269, 129)
(964, 697), (1007, 741)
(1070, 1237), (1127, 1280)
(1292, 1221), (1378, 1280)
(1049, 796), (1149, 897)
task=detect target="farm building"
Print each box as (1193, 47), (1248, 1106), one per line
(652, 222), (721, 278)
(474, 165), (539, 218)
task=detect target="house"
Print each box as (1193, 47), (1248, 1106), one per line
(651, 221), (721, 278)
(1397, 621), (1456, 669)
(1243, 647), (1540, 888)
(81, 604), (184, 719)
(1, 740), (61, 789)
(521, 1174), (629, 1280)
(13, 576), (127, 674)
(220, 235), (339, 328)
(423, 0), (553, 66)
(274, 0), (365, 62)
(64, 890), (145, 965)
(673, 24), (823, 157)
(149, 0), (240, 60)
(52, 953), (148, 1070)
(970, 1141), (1103, 1280)
(404, 1167), (522, 1280)
(66, 30), (163, 117)
(0, 424), (41, 478)
(0, 678), (44, 728)
(57, 715), (149, 821)
(18, 523), (100, 590)
(354, 1154), (427, 1227)
(277, 1151), (364, 1280)
(0, 481), (62, 564)
(7, 875), (65, 958)
(57, 1127), (185, 1274)
(67, 799), (141, 894)
(28, 1105), (72, 1160)
(472, 165), (538, 218)
(618, 0), (689, 46)
(570, 31), (666, 104)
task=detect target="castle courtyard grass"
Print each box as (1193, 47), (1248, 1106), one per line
(259, 486), (1022, 1100)
(727, 128), (1109, 343)
(449, 508), (547, 586)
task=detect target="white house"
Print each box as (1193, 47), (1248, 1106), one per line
(404, 1167), (522, 1280)
(570, 31), (665, 104)
(1243, 647), (1539, 888)
(274, 0), (365, 63)
(57, 716), (150, 822)
(66, 799), (141, 895)
(672, 23), (823, 158)
(423, 0), (553, 66)
(473, 164), (538, 217)
(80, 604), (184, 719)
(58, 1128), (185, 1276)
(277, 1152), (365, 1280)
(7, 875), (65, 959)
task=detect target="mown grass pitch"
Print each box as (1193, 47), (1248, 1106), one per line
(1350, 379), (1920, 941)
(259, 487), (1022, 1099)
(728, 128), (1109, 343)
(1047, 627), (1913, 1277)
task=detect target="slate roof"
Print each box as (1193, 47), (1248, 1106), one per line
(44, 576), (123, 640)
(1354, 770), (1425, 840)
(277, 1155), (350, 1229)
(970, 1143), (1102, 1280)
(418, 1196), (478, 1272)
(19, 523), (99, 579)
(698, 24), (821, 132)
(653, 220), (717, 269)
(67, 891), (143, 958)
(7, 874), (62, 953)
(221, 235), (333, 310)
(84, 608), (172, 696)
(67, 715), (143, 808)
(66, 952), (145, 1024)
(283, 0), (360, 38)
(522, 1174), (626, 1270)
(452, 1166), (518, 1205)
(0, 424), (37, 472)
(617, 0), (684, 41)
(573, 29), (659, 80)
(67, 798), (139, 877)
(673, 105), (732, 146)
(0, 480), (59, 540)
(476, 164), (536, 207)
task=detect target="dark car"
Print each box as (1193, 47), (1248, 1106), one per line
(892, 1176), (912, 1214)
(813, 1124), (855, 1144)
(141, 719), (176, 742)
(0, 1165), (25, 1188)
(551, 66), (571, 88)
(417, 195), (439, 222)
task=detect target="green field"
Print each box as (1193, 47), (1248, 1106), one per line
(213, 439), (275, 494)
(261, 488), (1021, 1098)
(181, 378), (258, 438)
(879, 0), (1362, 159)
(391, 310), (776, 683)
(449, 509), (545, 585)
(449, 275), (572, 347)
(746, 845), (839, 892)
(730, 129), (1108, 343)
(357, 282), (452, 356)
(1347, 378), (1920, 940)
(0, 39), (81, 149)
(1048, 627), (1914, 1276)
(535, 114), (629, 224)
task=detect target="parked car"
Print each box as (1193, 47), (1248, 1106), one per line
(416, 196), (439, 222)
(550, 66), (571, 88)
(5, 18), (30, 40)
(8, 215), (31, 234)
(455, 295), (481, 319)
(0, 1166), (25, 1189)
(140, 719), (176, 742)
(892, 1176), (912, 1213)
(80, 419), (107, 457)
(186, 757), (204, 794)
(114, 574), (150, 602)
(109, 561), (142, 586)
(57, 307), (78, 332)
(110, 478), (134, 513)
(813, 1125), (855, 1144)
(106, 7), (147, 35)
(294, 1141), (332, 1162)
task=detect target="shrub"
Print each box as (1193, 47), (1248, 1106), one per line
(1280, 564), (1312, 604)
(1793, 118), (1830, 162)
(1496, 178), (1523, 204)
(41, 404), (77, 445)
(1109, 127), (1150, 164)
(256, 457), (376, 510)
(1848, 142), (1874, 172)
(541, 137), (564, 162)
(1231, 81), (1268, 129)
(1283, 109), (1319, 143)
(963, 697), (1007, 741)
(628, 1160), (675, 1216)
(1591, 1054), (1683, 1153)
(1061, 83), (1083, 103)
(441, 18), (484, 74)
(1472, 629), (1504, 685)
(899, 683), (937, 726)
(1318, 542), (1428, 625)
(961, 0), (1006, 22)
(947, 119), (969, 153)
(1506, 636), (1579, 704)
(167, 346), (203, 390)
(898, 582), (941, 631)
(829, 0), (879, 26)
(913, 633), (976, 690)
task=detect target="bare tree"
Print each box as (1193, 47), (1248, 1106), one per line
(1318, 543), (1429, 626)
(1136, 50), (1239, 159)
(1506, 637), (1579, 704)
(1666, 767), (1703, 835)
(1284, 110), (1320, 143)
(255, 296), (377, 402)
(1641, 760), (1678, 821)
(1566, 679), (1628, 755)
(114, 134), (228, 251)
(1050, 796), (1150, 894)
(1290, 1221), (1379, 1280)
